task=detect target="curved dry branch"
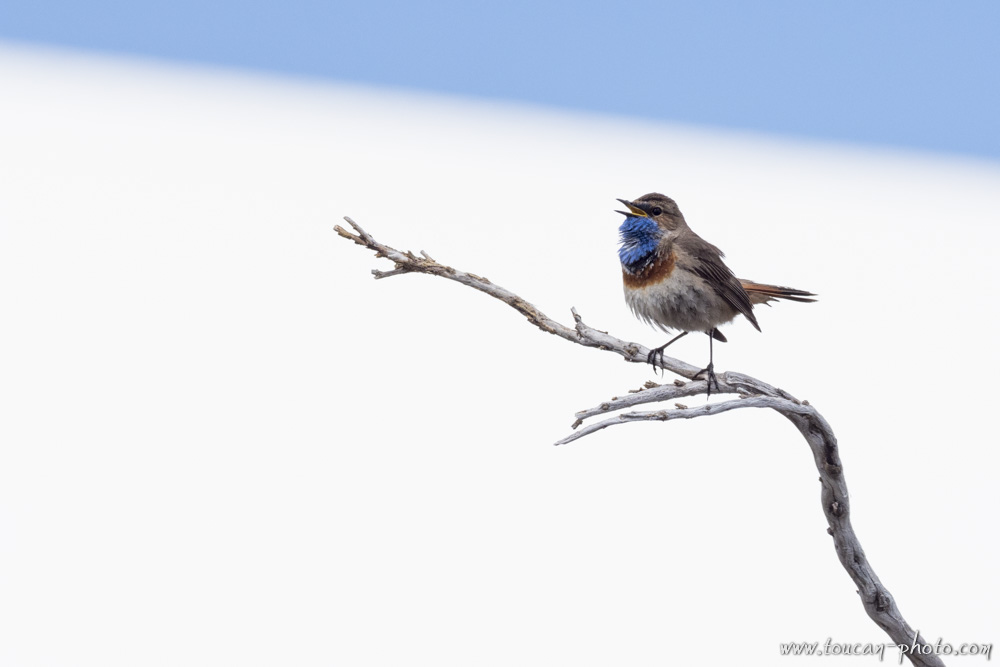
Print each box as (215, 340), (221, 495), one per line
(336, 217), (702, 379)
(335, 217), (945, 667)
(556, 394), (811, 445)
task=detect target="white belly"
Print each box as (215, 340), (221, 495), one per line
(624, 269), (736, 333)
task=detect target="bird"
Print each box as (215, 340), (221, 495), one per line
(616, 192), (815, 395)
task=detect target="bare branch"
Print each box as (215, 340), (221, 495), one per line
(335, 217), (703, 378)
(557, 394), (808, 445)
(336, 218), (946, 667)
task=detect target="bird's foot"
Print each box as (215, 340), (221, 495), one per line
(647, 345), (668, 375)
(645, 332), (689, 376)
(696, 363), (721, 398)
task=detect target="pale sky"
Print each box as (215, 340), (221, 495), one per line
(1, 45), (997, 666)
(3, 2), (1000, 161)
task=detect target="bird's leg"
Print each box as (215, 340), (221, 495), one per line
(697, 330), (722, 397)
(647, 331), (688, 374)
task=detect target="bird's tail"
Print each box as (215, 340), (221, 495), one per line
(740, 280), (817, 306)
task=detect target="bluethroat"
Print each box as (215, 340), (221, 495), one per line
(617, 192), (815, 395)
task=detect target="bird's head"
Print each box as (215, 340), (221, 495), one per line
(615, 193), (687, 234)
(616, 193), (688, 269)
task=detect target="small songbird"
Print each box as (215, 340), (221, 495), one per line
(617, 192), (815, 395)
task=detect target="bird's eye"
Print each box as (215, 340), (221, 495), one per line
(650, 207), (663, 216)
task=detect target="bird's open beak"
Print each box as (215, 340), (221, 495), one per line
(616, 198), (647, 217)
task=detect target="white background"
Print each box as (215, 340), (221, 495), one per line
(1, 45), (997, 665)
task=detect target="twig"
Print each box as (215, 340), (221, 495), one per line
(335, 217), (946, 667)
(336, 217), (702, 378)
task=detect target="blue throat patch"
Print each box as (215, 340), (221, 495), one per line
(618, 215), (661, 273)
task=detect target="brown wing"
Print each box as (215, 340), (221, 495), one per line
(687, 237), (761, 332)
